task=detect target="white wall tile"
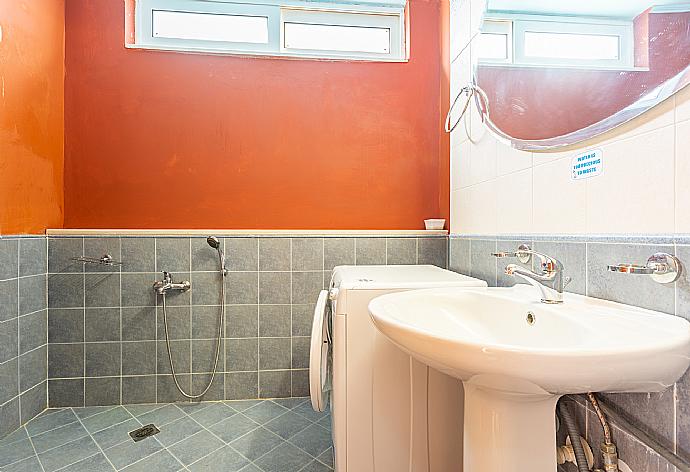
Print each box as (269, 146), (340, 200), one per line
(676, 120), (690, 232)
(469, 131), (497, 184)
(450, 188), (470, 233)
(532, 157), (587, 234)
(497, 145), (532, 177)
(495, 168), (532, 234)
(466, 180), (497, 234)
(586, 126), (675, 233)
(676, 85), (690, 123)
(451, 141), (471, 190)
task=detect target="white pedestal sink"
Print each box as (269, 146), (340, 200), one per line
(368, 285), (690, 472)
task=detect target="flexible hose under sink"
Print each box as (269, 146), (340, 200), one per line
(559, 401), (591, 472)
(161, 253), (226, 399)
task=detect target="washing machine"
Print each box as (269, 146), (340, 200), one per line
(310, 265), (487, 472)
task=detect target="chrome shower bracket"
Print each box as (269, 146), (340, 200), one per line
(607, 252), (682, 284)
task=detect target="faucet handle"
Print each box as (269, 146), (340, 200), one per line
(491, 244), (531, 264)
(162, 271), (172, 283)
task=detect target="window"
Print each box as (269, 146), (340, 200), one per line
(132, 0), (407, 61)
(478, 15), (634, 69)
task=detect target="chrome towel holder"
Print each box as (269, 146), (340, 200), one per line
(71, 254), (123, 266)
(607, 252), (682, 284)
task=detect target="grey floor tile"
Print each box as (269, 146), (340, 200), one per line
(82, 406), (133, 434)
(123, 403), (164, 417)
(317, 415), (331, 431)
(154, 415), (204, 447)
(254, 442), (313, 472)
(242, 401), (289, 424)
(59, 452), (116, 472)
(238, 464), (263, 472)
(103, 436), (164, 469)
(223, 399), (261, 412)
(288, 424), (332, 458)
(175, 402), (213, 414)
(301, 460), (333, 472)
(121, 449), (184, 471)
(73, 405), (117, 420)
(136, 404), (185, 427)
(38, 435), (101, 471)
(263, 411), (312, 440)
(91, 418), (142, 450)
(188, 402), (236, 427)
(26, 408), (78, 436)
(208, 414), (260, 443)
(0, 425), (28, 447)
(316, 447), (333, 468)
(272, 397), (308, 410)
(292, 401), (327, 423)
(0, 438), (36, 467)
(187, 445), (249, 471)
(32, 420), (89, 453)
(168, 429), (225, 466)
(229, 426), (284, 461)
(2, 454), (42, 472)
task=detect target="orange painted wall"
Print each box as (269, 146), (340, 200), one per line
(64, 0), (449, 229)
(0, 0), (65, 235)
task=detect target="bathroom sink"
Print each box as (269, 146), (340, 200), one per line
(368, 284), (690, 472)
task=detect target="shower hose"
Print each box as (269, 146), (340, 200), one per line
(161, 258), (226, 399)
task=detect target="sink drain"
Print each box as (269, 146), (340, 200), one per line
(526, 312), (535, 325)
(129, 424), (160, 442)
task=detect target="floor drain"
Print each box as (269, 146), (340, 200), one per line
(129, 424), (160, 442)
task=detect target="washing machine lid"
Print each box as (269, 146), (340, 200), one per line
(310, 290), (331, 412)
(332, 265), (487, 290)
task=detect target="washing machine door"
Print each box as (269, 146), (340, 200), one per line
(310, 290), (332, 412)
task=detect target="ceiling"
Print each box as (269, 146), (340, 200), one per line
(486, 0), (687, 20)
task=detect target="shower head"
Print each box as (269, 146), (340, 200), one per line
(206, 236), (221, 249)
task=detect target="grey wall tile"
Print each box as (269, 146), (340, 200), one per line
(225, 238), (258, 272)
(0, 239), (18, 280)
(48, 308), (84, 343)
(226, 338), (258, 372)
(122, 341), (157, 376)
(291, 337), (310, 369)
(19, 346), (46, 391)
(20, 382), (46, 424)
(291, 272), (321, 305)
(449, 238), (470, 275)
(0, 319), (18, 364)
(291, 305), (313, 337)
(85, 343), (121, 377)
(48, 379), (84, 408)
(192, 238), (220, 271)
(386, 238), (416, 265)
(418, 238), (447, 268)
(85, 273), (120, 308)
(48, 274), (84, 308)
(0, 279), (18, 322)
(259, 370), (291, 398)
(324, 238), (355, 271)
(0, 358), (19, 404)
(121, 273), (157, 307)
(532, 241), (586, 295)
(259, 239), (290, 271)
(19, 238), (46, 278)
(291, 370), (309, 397)
(157, 340), (191, 374)
(192, 339), (224, 373)
(191, 272), (223, 306)
(122, 376), (156, 404)
(469, 239), (497, 286)
(85, 308), (120, 342)
(84, 238), (120, 273)
(48, 238), (83, 274)
(227, 272), (259, 305)
(157, 375), (191, 403)
(192, 305), (222, 339)
(48, 344), (84, 378)
(122, 307), (156, 341)
(674, 245), (690, 321)
(85, 377), (121, 406)
(156, 238), (191, 273)
(259, 305), (290, 337)
(292, 238), (324, 271)
(587, 243), (675, 314)
(225, 305), (258, 338)
(355, 238), (386, 265)
(259, 338), (291, 370)
(157, 306), (191, 340)
(121, 238), (155, 273)
(192, 372), (225, 401)
(496, 239), (532, 288)
(676, 369), (690, 461)
(18, 309), (46, 354)
(0, 397), (20, 437)
(259, 272), (290, 305)
(225, 372), (258, 400)
(18, 275), (46, 315)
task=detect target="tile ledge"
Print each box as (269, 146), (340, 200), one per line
(47, 229), (448, 237)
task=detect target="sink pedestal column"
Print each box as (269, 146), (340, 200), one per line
(464, 383), (560, 472)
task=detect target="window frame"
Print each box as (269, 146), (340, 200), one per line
(132, 0), (407, 62)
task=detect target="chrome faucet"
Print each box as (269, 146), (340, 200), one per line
(153, 271), (191, 295)
(492, 245), (570, 304)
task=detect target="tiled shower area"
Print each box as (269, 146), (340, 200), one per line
(0, 232), (447, 471)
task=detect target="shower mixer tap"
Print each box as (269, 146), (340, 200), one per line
(153, 271), (191, 295)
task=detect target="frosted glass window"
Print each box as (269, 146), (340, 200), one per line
(523, 31), (620, 60)
(152, 10), (269, 43)
(478, 32), (509, 60)
(284, 23), (391, 54)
